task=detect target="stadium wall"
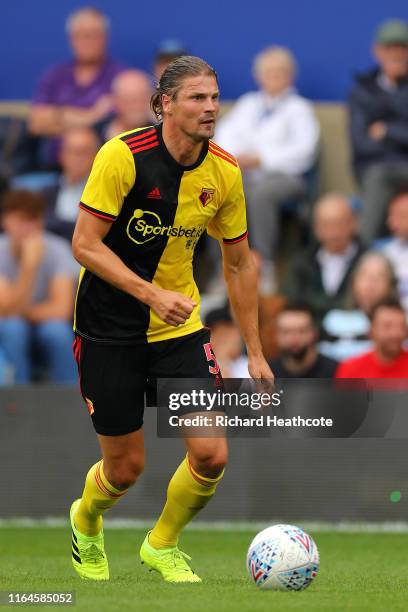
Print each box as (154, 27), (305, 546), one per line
(1, 387), (408, 522)
(0, 0), (406, 101)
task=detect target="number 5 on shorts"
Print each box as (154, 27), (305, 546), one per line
(203, 342), (220, 375)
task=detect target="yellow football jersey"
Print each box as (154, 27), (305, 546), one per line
(74, 124), (247, 344)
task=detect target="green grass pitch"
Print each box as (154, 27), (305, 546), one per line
(1, 528), (408, 611)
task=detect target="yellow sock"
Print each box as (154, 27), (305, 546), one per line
(149, 455), (224, 549)
(74, 460), (128, 536)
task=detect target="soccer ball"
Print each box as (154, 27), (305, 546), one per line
(246, 524), (319, 591)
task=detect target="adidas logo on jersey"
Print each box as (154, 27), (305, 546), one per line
(147, 187), (161, 199)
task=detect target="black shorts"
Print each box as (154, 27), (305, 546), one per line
(73, 328), (221, 436)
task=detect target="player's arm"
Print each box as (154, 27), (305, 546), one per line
(73, 211), (195, 326)
(221, 239), (273, 381)
(208, 165), (272, 381)
(72, 210), (195, 327)
(72, 137), (195, 326)
(72, 210), (151, 303)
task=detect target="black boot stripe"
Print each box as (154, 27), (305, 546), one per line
(72, 550), (82, 564)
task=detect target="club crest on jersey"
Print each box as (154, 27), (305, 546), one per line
(199, 188), (215, 207)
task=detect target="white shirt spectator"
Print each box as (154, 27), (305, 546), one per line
(317, 243), (359, 296)
(216, 88), (319, 175)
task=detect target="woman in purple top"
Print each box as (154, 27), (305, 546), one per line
(29, 7), (124, 166)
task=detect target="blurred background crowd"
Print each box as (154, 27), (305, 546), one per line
(1, 7), (408, 384)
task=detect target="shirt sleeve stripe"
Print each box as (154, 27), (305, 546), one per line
(79, 202), (117, 221)
(208, 145), (238, 167)
(222, 231), (248, 245)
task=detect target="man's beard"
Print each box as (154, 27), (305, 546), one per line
(191, 130), (213, 144)
(282, 345), (310, 362)
(190, 121), (216, 143)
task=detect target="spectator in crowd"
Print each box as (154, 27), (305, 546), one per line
(205, 304), (249, 378)
(0, 116), (39, 191)
(95, 70), (153, 141)
(379, 190), (408, 312)
(336, 298), (408, 377)
(153, 39), (187, 81)
(29, 7), (123, 166)
(268, 304), (337, 378)
(349, 19), (408, 242)
(216, 46), (320, 289)
(0, 191), (77, 384)
(43, 127), (100, 241)
(320, 251), (398, 361)
(283, 194), (365, 323)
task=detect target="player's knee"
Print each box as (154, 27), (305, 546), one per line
(205, 455), (228, 478)
(107, 457), (144, 490)
(191, 450), (228, 479)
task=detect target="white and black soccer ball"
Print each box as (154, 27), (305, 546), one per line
(247, 524), (319, 590)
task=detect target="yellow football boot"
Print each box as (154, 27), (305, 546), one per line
(70, 499), (109, 580)
(140, 532), (201, 583)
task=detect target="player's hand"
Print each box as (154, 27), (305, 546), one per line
(248, 354), (275, 392)
(149, 287), (196, 326)
(21, 233), (45, 270)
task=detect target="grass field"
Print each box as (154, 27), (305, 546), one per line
(1, 527), (408, 611)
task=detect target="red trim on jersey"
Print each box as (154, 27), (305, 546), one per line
(129, 136), (159, 149)
(126, 134), (158, 149)
(123, 128), (156, 145)
(129, 140), (160, 154)
(209, 144), (237, 166)
(209, 140), (237, 163)
(79, 202), (116, 221)
(208, 145), (238, 167)
(223, 231), (248, 245)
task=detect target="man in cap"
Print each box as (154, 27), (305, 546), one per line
(349, 19), (408, 242)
